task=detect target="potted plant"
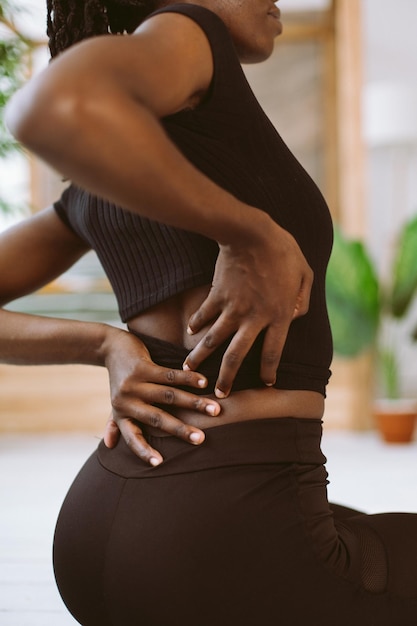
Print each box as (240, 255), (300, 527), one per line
(326, 216), (417, 442)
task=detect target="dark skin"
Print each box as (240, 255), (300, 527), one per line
(3, 0), (324, 465)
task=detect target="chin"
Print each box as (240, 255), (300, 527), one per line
(240, 46), (274, 64)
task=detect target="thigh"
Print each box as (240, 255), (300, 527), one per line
(330, 502), (366, 519)
(330, 502), (417, 598)
(53, 453), (417, 626)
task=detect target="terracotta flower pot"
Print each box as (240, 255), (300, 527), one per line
(373, 399), (417, 443)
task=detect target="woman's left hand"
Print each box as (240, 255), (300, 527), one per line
(100, 326), (221, 465)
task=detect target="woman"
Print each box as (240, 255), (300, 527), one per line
(3, 0), (417, 624)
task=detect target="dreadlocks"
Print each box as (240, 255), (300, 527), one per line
(46, 0), (156, 58)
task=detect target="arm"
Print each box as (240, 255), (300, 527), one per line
(0, 208), (221, 464)
(5, 14), (259, 240)
(5, 13), (313, 397)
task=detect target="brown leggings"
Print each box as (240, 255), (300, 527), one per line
(53, 418), (417, 626)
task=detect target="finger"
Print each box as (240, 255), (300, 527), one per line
(117, 417), (164, 466)
(123, 383), (221, 419)
(111, 379), (211, 439)
(214, 326), (260, 398)
(183, 314), (237, 372)
(135, 382), (221, 417)
(259, 323), (287, 386)
(103, 415), (120, 449)
(187, 291), (221, 335)
(293, 268), (314, 319)
(150, 363), (211, 391)
(122, 402), (207, 446)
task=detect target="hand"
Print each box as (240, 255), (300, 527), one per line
(101, 328), (221, 465)
(183, 220), (313, 398)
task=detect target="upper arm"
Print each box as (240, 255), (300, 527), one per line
(0, 207), (91, 306)
(7, 12), (214, 140)
(125, 13), (215, 115)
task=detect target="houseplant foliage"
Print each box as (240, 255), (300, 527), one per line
(326, 228), (380, 358)
(0, 0), (37, 214)
(326, 216), (417, 400)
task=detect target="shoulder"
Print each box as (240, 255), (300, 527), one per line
(144, 3), (229, 32)
(142, 3), (243, 110)
(140, 3), (234, 58)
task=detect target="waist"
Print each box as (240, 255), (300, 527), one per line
(98, 417), (326, 479)
(129, 329), (324, 435)
(130, 329), (330, 397)
(147, 387), (324, 437)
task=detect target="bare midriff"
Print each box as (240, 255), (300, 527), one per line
(128, 284), (324, 436)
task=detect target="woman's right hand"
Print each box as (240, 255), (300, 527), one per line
(101, 327), (221, 466)
(184, 218), (314, 398)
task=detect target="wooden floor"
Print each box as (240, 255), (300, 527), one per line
(1, 430), (417, 625)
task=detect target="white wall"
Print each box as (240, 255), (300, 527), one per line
(362, 0), (417, 245)
(363, 0), (417, 83)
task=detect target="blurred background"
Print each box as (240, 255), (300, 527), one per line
(1, 1), (417, 624)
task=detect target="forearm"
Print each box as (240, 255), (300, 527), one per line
(6, 61), (271, 247)
(0, 308), (110, 366)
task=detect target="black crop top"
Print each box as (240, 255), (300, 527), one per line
(54, 3), (334, 395)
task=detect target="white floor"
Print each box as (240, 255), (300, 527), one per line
(0, 429), (416, 626)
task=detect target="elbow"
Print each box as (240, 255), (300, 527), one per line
(5, 78), (83, 156)
(5, 36), (128, 167)
(5, 77), (52, 148)
(5, 76), (134, 184)
(4, 87), (34, 147)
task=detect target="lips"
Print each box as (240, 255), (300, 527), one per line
(267, 6), (281, 20)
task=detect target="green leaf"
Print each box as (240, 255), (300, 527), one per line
(0, 4), (33, 194)
(379, 348), (400, 399)
(326, 227), (380, 356)
(390, 215), (417, 317)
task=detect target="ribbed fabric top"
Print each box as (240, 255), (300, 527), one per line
(54, 3), (334, 395)
(55, 187), (218, 318)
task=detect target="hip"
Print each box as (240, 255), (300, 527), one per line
(98, 415), (326, 479)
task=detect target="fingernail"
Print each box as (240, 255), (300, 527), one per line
(186, 325), (194, 335)
(205, 404), (219, 416)
(215, 388), (226, 399)
(183, 362), (190, 371)
(189, 432), (203, 444)
(265, 379), (276, 387)
(198, 378), (207, 388)
(149, 457), (162, 467)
